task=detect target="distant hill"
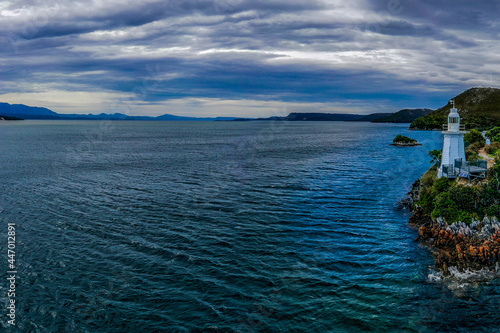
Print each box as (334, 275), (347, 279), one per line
(0, 101), (440, 125)
(285, 113), (363, 121)
(156, 114), (241, 121)
(0, 102), (242, 121)
(232, 114), (363, 121)
(371, 108), (433, 123)
(0, 102), (59, 119)
(354, 113), (392, 122)
(410, 87), (500, 130)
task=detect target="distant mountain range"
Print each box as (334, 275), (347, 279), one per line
(410, 87), (500, 130)
(0, 102), (431, 123)
(236, 110), (432, 123)
(0, 103), (241, 121)
(238, 112), (365, 121)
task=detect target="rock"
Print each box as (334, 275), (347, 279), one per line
(483, 217), (491, 225)
(407, 199), (500, 274)
(443, 262), (449, 276)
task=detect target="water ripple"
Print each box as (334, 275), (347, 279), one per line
(1, 121), (497, 332)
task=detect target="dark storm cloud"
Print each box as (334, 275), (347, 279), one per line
(368, 0), (500, 29)
(0, 0), (498, 115)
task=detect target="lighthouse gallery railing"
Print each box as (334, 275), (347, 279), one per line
(442, 124), (466, 131)
(442, 159), (487, 179)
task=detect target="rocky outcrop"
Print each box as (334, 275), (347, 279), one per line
(410, 208), (500, 275)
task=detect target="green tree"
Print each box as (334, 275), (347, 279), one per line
(432, 192), (459, 222)
(485, 127), (500, 141)
(464, 129), (486, 147)
(432, 177), (451, 195)
(448, 185), (477, 212)
(485, 205), (500, 218)
(428, 149), (442, 164)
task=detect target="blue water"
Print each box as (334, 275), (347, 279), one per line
(1, 120), (499, 332)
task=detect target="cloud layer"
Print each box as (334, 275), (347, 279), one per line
(0, 0), (498, 116)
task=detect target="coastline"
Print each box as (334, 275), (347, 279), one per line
(405, 174), (500, 276)
(390, 142), (422, 147)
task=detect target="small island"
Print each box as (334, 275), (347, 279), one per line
(391, 135), (422, 147)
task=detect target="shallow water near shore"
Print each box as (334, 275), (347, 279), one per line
(1, 120), (499, 332)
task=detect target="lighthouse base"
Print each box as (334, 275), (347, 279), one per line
(439, 131), (466, 178)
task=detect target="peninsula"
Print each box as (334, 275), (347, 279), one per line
(405, 100), (500, 275)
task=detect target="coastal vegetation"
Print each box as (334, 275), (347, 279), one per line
(412, 138), (500, 225)
(410, 87), (500, 131)
(465, 129), (486, 146)
(464, 129), (486, 160)
(407, 144), (500, 274)
(414, 164), (500, 224)
(393, 135), (417, 144)
(486, 126), (500, 142)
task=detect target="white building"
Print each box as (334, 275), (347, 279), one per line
(438, 100), (466, 178)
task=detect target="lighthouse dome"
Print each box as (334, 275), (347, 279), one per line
(447, 101), (461, 131)
(449, 107), (459, 118)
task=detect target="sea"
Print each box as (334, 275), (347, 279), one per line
(0, 120), (499, 332)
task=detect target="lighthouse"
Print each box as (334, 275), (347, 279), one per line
(438, 100), (466, 178)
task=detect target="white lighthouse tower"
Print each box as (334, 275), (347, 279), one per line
(438, 100), (466, 178)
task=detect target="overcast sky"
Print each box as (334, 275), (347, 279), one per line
(0, 0), (498, 117)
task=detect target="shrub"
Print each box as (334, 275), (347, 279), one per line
(432, 177), (451, 195)
(420, 168), (437, 189)
(465, 149), (479, 161)
(448, 185), (477, 212)
(393, 135), (417, 143)
(488, 164), (500, 182)
(485, 205), (500, 218)
(464, 129), (486, 147)
(485, 127), (500, 141)
(477, 186), (500, 209)
(485, 142), (500, 154)
(457, 211), (475, 224)
(468, 142), (483, 153)
(432, 192), (459, 222)
(417, 154), (500, 224)
(431, 186), (478, 223)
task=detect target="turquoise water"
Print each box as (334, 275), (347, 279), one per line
(0, 120), (499, 332)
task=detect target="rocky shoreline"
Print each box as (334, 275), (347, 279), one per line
(405, 180), (500, 275)
(410, 208), (500, 275)
(390, 142), (422, 147)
